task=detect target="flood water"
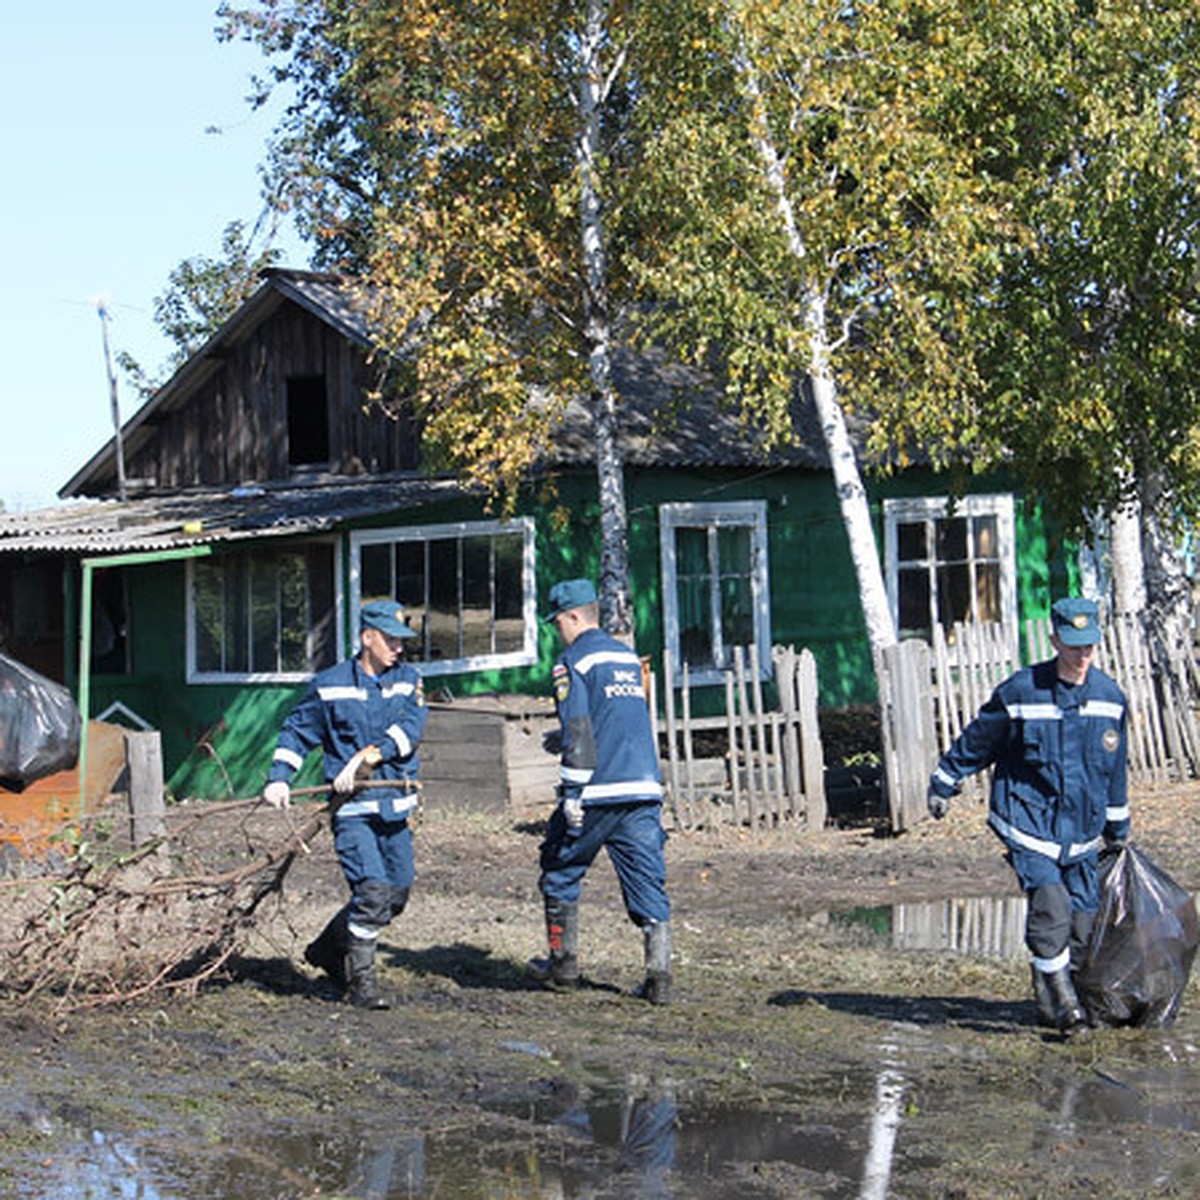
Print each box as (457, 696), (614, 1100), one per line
(11, 893), (1200, 1198)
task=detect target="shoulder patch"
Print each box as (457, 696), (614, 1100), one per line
(553, 662), (570, 704)
(415, 677), (425, 707)
(1103, 728), (1119, 753)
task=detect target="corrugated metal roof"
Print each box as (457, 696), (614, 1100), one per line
(0, 476), (466, 556)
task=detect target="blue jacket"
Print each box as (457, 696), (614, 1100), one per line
(554, 627), (663, 807)
(268, 655), (427, 821)
(930, 659), (1130, 864)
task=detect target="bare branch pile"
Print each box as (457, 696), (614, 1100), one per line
(0, 795), (331, 1010)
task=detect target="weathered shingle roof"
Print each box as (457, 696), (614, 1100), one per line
(0, 476), (466, 556)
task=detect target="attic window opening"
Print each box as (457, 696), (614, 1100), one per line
(287, 375), (331, 467)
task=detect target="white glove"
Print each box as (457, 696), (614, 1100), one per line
(563, 794), (584, 836)
(333, 745), (380, 795)
(927, 785), (949, 820)
(263, 780), (290, 810)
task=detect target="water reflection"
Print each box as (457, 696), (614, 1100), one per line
(836, 895), (1029, 959)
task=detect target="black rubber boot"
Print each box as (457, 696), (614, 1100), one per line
(527, 898), (581, 991)
(346, 935), (390, 1010)
(304, 905), (350, 990)
(1030, 964), (1056, 1029)
(634, 920), (672, 1006)
(1037, 966), (1087, 1033)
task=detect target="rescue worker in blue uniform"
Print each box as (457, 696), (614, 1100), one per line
(528, 578), (673, 1004)
(927, 596), (1130, 1033)
(262, 598), (427, 1009)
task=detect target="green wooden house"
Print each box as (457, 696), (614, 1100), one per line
(0, 270), (1077, 806)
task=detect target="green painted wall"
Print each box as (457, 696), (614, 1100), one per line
(78, 465), (1075, 802)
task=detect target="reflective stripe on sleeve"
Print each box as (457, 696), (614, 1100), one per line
(273, 746), (305, 771)
(1106, 804), (1130, 823)
(386, 724), (412, 757)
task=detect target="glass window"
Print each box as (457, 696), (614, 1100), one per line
(189, 542), (339, 681)
(884, 494), (1016, 653)
(350, 518), (537, 676)
(660, 501), (771, 685)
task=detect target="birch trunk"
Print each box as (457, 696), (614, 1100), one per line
(1108, 500), (1145, 617)
(737, 42), (897, 657)
(578, 0), (632, 639)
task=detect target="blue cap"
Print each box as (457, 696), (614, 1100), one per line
(543, 578), (597, 622)
(360, 598), (416, 638)
(1051, 597), (1101, 647)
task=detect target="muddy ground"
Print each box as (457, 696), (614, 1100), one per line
(3, 781), (1200, 1199)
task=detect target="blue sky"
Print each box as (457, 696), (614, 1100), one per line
(1, 2), (308, 512)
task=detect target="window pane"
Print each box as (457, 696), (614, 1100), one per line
(976, 562), (1001, 622)
(675, 527), (713, 668)
(193, 545), (335, 677)
(897, 566), (931, 639)
(935, 517), (968, 562)
(717, 525), (751, 575)
(937, 563), (971, 628)
(223, 559), (249, 673)
(494, 533), (524, 653)
(425, 538), (459, 660)
(897, 521), (927, 562)
(360, 543), (393, 598)
(461, 536), (492, 657)
(250, 561), (278, 672)
(716, 527), (753, 656)
(194, 562), (223, 673)
(973, 515), (997, 560)
(675, 527), (709, 577)
(719, 575), (753, 651)
(277, 553), (310, 672)
(394, 541), (427, 650)
(678, 576), (713, 665)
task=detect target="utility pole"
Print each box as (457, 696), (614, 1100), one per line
(97, 302), (128, 502)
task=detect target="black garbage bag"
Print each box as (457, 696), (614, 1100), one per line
(0, 653), (81, 789)
(1075, 843), (1199, 1028)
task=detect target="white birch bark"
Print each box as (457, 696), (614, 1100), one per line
(735, 40), (897, 655)
(1108, 500), (1145, 616)
(578, 0), (632, 639)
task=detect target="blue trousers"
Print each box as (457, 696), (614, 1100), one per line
(539, 801), (670, 926)
(333, 813), (414, 934)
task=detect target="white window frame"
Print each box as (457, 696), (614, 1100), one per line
(186, 538), (344, 683)
(883, 493), (1018, 658)
(659, 500), (772, 686)
(349, 517), (538, 677)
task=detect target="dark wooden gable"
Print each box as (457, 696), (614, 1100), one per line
(130, 299), (418, 491)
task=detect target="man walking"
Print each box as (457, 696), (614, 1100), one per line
(528, 578), (673, 1004)
(927, 597), (1130, 1033)
(263, 598), (427, 1009)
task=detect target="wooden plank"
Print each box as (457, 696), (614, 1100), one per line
(662, 648), (684, 827)
(798, 648), (826, 828)
(724, 669), (741, 826)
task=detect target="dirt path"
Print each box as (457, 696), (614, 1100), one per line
(2, 782), (1199, 1198)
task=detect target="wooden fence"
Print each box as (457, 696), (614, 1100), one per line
(660, 644), (826, 832)
(879, 616), (1200, 832)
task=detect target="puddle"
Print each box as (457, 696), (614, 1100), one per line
(15, 1040), (1200, 1200)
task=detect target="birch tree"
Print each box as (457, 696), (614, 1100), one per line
(963, 0), (1200, 651)
(632, 1), (1018, 658)
(224, 0), (695, 638)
